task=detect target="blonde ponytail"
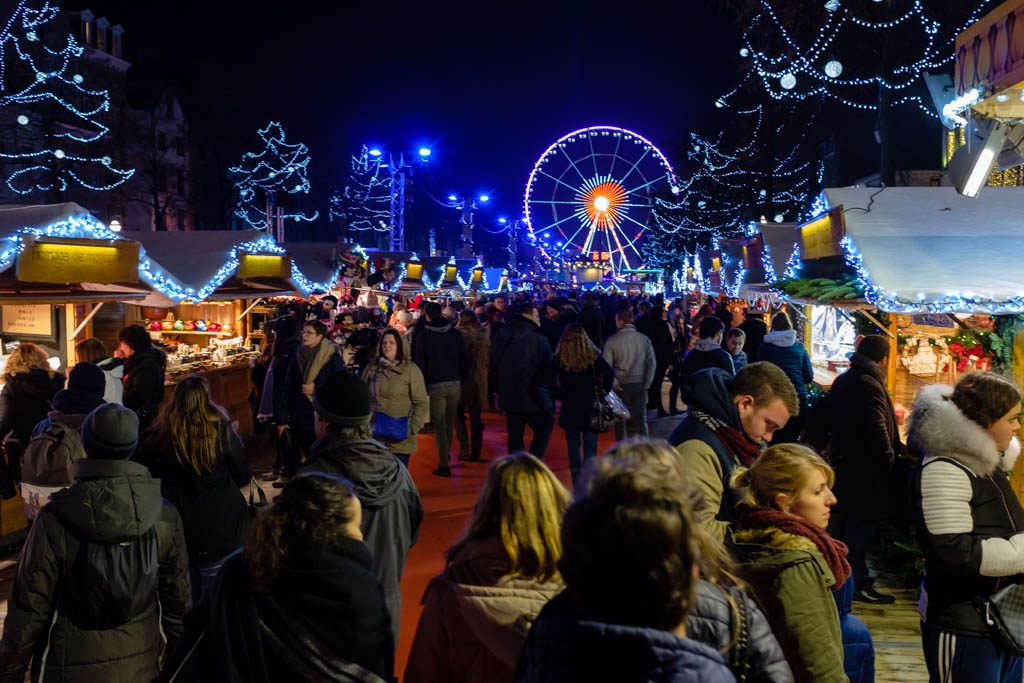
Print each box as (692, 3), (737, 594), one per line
(731, 443), (833, 509)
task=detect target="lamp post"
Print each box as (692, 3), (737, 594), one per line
(445, 193), (490, 258)
(367, 145), (432, 251)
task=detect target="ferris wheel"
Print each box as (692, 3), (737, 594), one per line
(524, 126), (678, 275)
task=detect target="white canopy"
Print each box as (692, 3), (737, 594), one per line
(825, 187), (1024, 313)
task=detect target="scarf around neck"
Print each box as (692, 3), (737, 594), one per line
(735, 503), (851, 591)
(693, 409), (762, 467)
(298, 340), (337, 398)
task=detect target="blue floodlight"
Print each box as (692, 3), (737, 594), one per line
(448, 194), (458, 202)
(498, 217), (507, 224)
(369, 148), (382, 157)
(418, 147), (432, 157)
(479, 194), (490, 202)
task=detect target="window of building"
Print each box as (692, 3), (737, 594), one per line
(83, 19), (92, 46)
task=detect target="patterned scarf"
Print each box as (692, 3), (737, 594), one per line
(735, 503), (851, 591)
(693, 410), (762, 467)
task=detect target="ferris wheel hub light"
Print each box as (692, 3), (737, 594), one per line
(594, 196), (611, 212)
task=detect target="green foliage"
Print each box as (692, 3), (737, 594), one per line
(774, 274), (864, 303)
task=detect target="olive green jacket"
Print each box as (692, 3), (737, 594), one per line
(363, 336), (429, 455)
(675, 439), (731, 543)
(727, 526), (847, 683)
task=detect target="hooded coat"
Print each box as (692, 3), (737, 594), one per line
(678, 339), (735, 382)
(121, 348), (167, 428)
(299, 434), (424, 642)
(518, 592), (735, 683)
(363, 333), (429, 455)
(490, 316), (556, 414)
(0, 459), (191, 683)
(667, 369), (754, 542)
(908, 384), (1024, 637)
(827, 351), (903, 522)
(727, 526), (846, 683)
(757, 331), (813, 401)
(162, 541), (393, 683)
(0, 369), (66, 448)
(405, 536), (563, 683)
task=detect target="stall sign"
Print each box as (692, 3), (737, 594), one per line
(799, 208), (845, 260)
(1, 304), (53, 336)
(16, 236), (139, 284)
(237, 253), (291, 280)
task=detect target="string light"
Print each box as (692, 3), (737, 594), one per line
(230, 122), (319, 230)
(0, 0), (134, 195)
(330, 145), (391, 232)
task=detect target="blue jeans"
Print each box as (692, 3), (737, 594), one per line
(922, 619), (1023, 682)
(565, 429), (599, 486)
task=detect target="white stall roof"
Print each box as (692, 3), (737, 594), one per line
(825, 186), (1024, 313)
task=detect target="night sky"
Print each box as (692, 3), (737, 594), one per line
(58, 0), (739, 231)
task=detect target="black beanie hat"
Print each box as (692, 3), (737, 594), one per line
(857, 334), (890, 363)
(313, 371), (371, 426)
(68, 362), (106, 400)
(82, 403), (139, 460)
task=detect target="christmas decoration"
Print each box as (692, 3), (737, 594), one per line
(229, 122), (318, 230)
(329, 145), (391, 233)
(0, 0), (134, 195)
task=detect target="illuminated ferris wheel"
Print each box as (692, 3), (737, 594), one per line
(524, 126), (678, 275)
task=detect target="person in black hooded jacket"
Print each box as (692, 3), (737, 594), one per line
(299, 371), (423, 644)
(162, 474), (393, 683)
(115, 325), (166, 431)
(0, 342), (66, 485)
(413, 301), (467, 476)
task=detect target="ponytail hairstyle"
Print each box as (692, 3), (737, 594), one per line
(732, 443), (833, 510)
(245, 473), (361, 592)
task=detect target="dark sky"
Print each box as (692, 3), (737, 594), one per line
(59, 0), (739, 228)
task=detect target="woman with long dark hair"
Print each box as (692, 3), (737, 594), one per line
(138, 374), (250, 600)
(362, 327), (428, 467)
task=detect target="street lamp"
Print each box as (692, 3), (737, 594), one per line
(365, 144), (432, 250)
(108, 219), (122, 232)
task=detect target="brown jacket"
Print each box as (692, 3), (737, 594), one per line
(458, 322), (490, 405)
(404, 536), (562, 683)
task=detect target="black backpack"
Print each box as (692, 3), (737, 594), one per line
(61, 527), (159, 629)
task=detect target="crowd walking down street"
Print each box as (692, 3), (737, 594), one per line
(0, 290), (1020, 683)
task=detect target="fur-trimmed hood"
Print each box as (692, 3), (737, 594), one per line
(728, 526), (836, 587)
(907, 383), (1020, 476)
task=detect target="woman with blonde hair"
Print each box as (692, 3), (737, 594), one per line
(137, 374), (250, 600)
(0, 342), (65, 484)
(578, 439), (794, 683)
(164, 473), (393, 681)
(728, 443), (858, 683)
(405, 452), (569, 683)
(554, 323), (614, 485)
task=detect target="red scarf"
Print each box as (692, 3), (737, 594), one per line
(715, 425), (762, 467)
(735, 503), (851, 591)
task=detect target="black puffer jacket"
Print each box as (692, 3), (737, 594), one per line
(413, 318), (467, 386)
(137, 422), (251, 566)
(122, 348), (167, 428)
(0, 458), (191, 683)
(686, 580), (794, 683)
(0, 369), (66, 446)
(490, 316), (555, 414)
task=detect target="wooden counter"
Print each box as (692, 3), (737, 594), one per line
(163, 360), (255, 439)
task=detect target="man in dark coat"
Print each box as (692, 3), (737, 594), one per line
(299, 371), (424, 643)
(115, 325), (167, 431)
(490, 303), (556, 459)
(826, 334), (902, 605)
(678, 316), (734, 383)
(0, 403), (190, 683)
(738, 309), (769, 360)
(412, 302), (468, 477)
(578, 292), (606, 347)
(643, 305), (675, 417)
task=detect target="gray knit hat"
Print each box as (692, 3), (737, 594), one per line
(81, 403), (139, 460)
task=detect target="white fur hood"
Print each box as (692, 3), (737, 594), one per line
(907, 383), (1020, 476)
(763, 330), (797, 348)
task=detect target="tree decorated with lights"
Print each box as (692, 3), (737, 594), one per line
(0, 0), (134, 197)
(229, 121), (318, 231)
(329, 145), (391, 234)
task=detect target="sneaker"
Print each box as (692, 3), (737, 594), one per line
(432, 466), (452, 478)
(853, 587), (895, 604)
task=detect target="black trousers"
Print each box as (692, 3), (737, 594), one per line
(647, 362), (669, 413)
(506, 410), (554, 460)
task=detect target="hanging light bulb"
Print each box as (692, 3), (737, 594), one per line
(780, 73), (797, 90)
(824, 0), (840, 11)
(739, 47), (750, 57)
(824, 60), (843, 78)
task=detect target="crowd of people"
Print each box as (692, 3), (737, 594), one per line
(0, 288), (1018, 682)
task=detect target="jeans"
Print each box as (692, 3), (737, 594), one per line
(506, 410), (554, 460)
(565, 429), (599, 486)
(614, 382), (649, 441)
(455, 399), (484, 459)
(922, 618), (1023, 682)
(428, 382), (462, 468)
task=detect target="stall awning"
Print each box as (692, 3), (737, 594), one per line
(826, 187), (1024, 313)
(283, 242), (354, 293)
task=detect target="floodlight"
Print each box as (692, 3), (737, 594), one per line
(369, 148), (382, 157)
(948, 119), (1008, 198)
(418, 147), (431, 157)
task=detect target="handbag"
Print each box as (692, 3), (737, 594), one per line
(248, 478), (269, 518)
(373, 413), (410, 442)
(588, 367), (615, 433)
(982, 581), (1024, 656)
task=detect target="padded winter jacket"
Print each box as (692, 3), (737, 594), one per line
(363, 333), (429, 455)
(0, 369), (65, 448)
(490, 316), (556, 414)
(757, 331), (813, 401)
(121, 347), (167, 429)
(414, 318), (468, 386)
(0, 458), (191, 683)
